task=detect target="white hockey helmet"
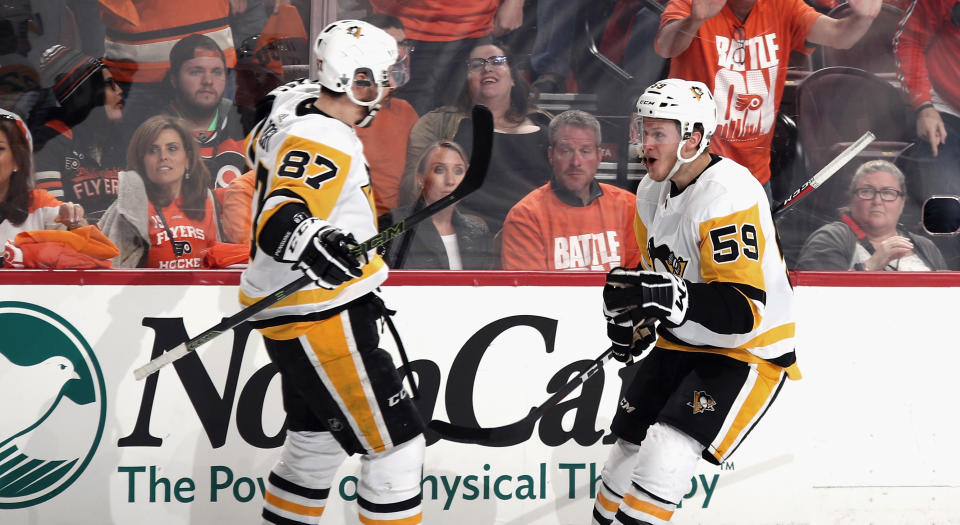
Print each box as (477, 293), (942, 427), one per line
(313, 19), (409, 109)
(631, 79), (717, 180)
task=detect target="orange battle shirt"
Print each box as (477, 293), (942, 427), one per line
(660, 0), (820, 184)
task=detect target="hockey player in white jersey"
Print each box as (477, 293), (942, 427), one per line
(240, 20), (425, 525)
(591, 79), (799, 525)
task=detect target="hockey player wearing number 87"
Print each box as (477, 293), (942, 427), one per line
(591, 78), (799, 525)
(239, 20), (425, 525)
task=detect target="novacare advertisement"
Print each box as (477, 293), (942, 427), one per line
(2, 281), (959, 524)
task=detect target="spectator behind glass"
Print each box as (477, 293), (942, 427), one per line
(796, 159), (947, 271)
(656, 0), (882, 194)
(161, 33), (246, 193)
(99, 115), (223, 269)
(400, 42), (552, 234)
(0, 110), (87, 251)
(368, 0), (523, 115)
(33, 45), (125, 224)
(894, 0), (960, 267)
(501, 109), (641, 270)
(357, 14), (420, 216)
(383, 140), (495, 269)
(98, 0), (239, 143)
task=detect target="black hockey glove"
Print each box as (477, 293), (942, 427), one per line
(604, 297), (659, 363)
(283, 218), (364, 289)
(604, 267), (689, 326)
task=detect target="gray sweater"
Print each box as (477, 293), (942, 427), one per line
(796, 220), (948, 271)
(98, 170), (220, 268)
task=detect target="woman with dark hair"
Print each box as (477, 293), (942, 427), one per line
(0, 109), (86, 250)
(99, 115), (223, 268)
(399, 42), (552, 233)
(32, 45), (126, 223)
(383, 140), (495, 269)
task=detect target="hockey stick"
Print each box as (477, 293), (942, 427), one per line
(772, 131), (876, 217)
(428, 345), (619, 447)
(133, 105), (494, 381)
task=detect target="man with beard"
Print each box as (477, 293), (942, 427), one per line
(162, 34), (246, 193)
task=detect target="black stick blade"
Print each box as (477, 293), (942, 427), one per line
(428, 410), (537, 447)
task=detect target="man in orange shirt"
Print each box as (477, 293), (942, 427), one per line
(501, 110), (641, 270)
(655, 0), (881, 192)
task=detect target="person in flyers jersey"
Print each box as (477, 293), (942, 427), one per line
(33, 45), (126, 224)
(98, 115), (223, 268)
(655, 0), (881, 193)
(161, 34), (247, 193)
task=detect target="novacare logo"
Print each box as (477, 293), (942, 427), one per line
(0, 302), (106, 508)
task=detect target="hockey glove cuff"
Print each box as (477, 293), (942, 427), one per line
(605, 267), (689, 326)
(283, 218), (364, 289)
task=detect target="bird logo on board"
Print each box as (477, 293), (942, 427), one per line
(687, 391), (717, 414)
(0, 302), (106, 509)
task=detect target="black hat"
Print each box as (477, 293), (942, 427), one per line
(169, 34), (226, 77)
(39, 44), (104, 104)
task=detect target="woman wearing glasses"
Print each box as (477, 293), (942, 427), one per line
(797, 160), (947, 271)
(400, 42), (552, 235)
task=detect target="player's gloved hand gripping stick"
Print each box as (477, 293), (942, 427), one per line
(133, 105), (494, 381)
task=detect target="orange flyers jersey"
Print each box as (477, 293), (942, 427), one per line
(660, 0), (820, 184)
(144, 197), (219, 269)
(501, 183), (641, 271)
(99, 0), (236, 83)
(240, 89), (387, 328)
(633, 156), (796, 371)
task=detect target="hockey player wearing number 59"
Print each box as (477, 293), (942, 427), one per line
(591, 79), (799, 525)
(240, 20), (426, 525)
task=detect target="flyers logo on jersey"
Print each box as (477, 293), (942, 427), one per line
(687, 390), (717, 414)
(347, 25), (363, 38)
(647, 238), (687, 277)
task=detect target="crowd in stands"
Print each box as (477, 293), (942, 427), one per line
(0, 0), (956, 272)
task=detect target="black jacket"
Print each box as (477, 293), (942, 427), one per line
(380, 200), (496, 269)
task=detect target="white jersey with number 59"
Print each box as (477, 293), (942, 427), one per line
(634, 155), (797, 375)
(239, 88), (386, 330)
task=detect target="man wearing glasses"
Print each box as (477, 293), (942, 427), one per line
(796, 159), (948, 270)
(655, 0), (882, 195)
(500, 110), (641, 270)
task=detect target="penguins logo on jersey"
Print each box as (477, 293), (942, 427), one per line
(687, 391), (717, 414)
(647, 238), (688, 277)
